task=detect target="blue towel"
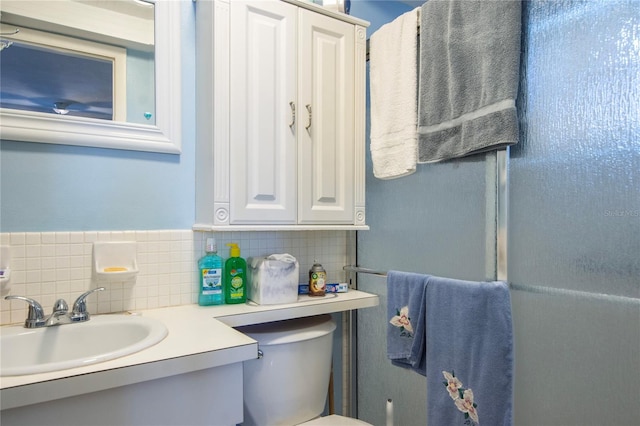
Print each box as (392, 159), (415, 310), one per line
(386, 270), (429, 375)
(426, 276), (514, 426)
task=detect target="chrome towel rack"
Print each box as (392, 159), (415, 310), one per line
(343, 265), (387, 277)
(343, 265), (639, 306)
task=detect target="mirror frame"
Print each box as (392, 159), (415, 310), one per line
(0, 0), (181, 154)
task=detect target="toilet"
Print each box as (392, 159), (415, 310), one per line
(237, 315), (371, 426)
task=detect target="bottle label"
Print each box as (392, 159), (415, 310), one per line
(310, 271), (326, 294)
(202, 268), (222, 295)
(228, 268), (244, 300)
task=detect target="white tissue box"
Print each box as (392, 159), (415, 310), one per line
(248, 254), (299, 305)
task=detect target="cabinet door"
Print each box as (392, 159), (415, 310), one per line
(298, 9), (355, 224)
(229, 1), (298, 224)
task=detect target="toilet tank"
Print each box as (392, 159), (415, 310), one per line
(237, 315), (337, 426)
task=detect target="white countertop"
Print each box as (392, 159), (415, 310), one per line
(0, 290), (379, 410)
(214, 291), (379, 327)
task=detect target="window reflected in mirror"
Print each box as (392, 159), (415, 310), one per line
(1, 38), (120, 121)
(0, 0), (154, 124)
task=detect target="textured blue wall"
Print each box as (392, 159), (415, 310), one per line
(354, 1), (640, 425)
(509, 1), (639, 423)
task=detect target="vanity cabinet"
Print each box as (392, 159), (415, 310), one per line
(195, 0), (369, 230)
(0, 293), (380, 426)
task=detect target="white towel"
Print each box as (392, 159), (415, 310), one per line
(369, 8), (420, 180)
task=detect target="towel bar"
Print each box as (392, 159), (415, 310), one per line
(343, 265), (387, 276)
(343, 265), (640, 306)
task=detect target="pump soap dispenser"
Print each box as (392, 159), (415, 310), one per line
(224, 243), (247, 304)
(198, 237), (224, 306)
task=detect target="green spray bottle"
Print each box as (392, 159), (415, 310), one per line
(224, 243), (247, 304)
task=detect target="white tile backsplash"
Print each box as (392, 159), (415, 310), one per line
(1, 229), (353, 325)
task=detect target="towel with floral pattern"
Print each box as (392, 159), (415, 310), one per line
(426, 277), (514, 426)
(386, 270), (429, 375)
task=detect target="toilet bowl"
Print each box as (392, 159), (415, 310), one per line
(237, 315), (372, 426)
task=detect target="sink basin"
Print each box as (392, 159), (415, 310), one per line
(0, 315), (168, 376)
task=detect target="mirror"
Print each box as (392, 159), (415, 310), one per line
(0, 0), (181, 154)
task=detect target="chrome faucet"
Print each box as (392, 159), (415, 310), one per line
(5, 287), (105, 328)
(45, 298), (71, 326)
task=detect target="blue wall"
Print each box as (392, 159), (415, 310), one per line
(0, 1), (413, 234)
(351, 0), (414, 34)
(0, 2), (196, 232)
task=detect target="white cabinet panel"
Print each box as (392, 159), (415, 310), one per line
(230, 1), (298, 224)
(298, 9), (354, 224)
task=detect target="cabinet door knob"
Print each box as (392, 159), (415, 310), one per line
(305, 104), (312, 131)
(288, 101), (296, 128)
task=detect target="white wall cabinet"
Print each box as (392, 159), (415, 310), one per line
(195, 0), (369, 230)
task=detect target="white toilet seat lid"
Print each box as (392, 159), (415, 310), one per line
(299, 414), (373, 425)
(236, 314), (336, 346)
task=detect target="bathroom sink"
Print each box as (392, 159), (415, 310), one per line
(0, 315), (168, 377)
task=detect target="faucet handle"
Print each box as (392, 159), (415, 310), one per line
(71, 287), (105, 322)
(4, 295), (46, 328)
